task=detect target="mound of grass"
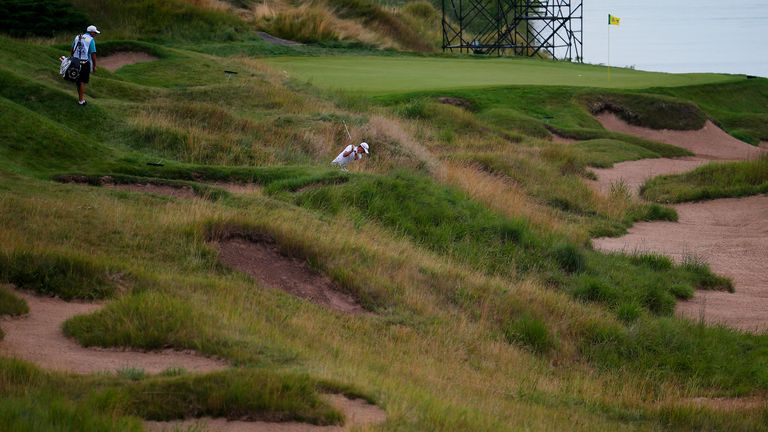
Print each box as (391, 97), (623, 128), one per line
(63, 291), (227, 355)
(573, 139), (660, 168)
(583, 92), (708, 130)
(0, 285), (28, 317)
(90, 369), (343, 424)
(0, 97), (107, 174)
(0, 250), (121, 300)
(642, 157), (768, 203)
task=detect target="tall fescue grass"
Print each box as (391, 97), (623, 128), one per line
(642, 156), (768, 202)
(0, 250), (123, 300)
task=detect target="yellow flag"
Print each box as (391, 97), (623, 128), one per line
(609, 14), (620, 26)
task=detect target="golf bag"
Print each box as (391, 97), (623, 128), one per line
(61, 35), (86, 82)
(60, 56), (81, 82)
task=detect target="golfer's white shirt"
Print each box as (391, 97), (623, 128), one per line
(332, 145), (362, 167)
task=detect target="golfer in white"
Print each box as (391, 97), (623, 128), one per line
(332, 142), (369, 170)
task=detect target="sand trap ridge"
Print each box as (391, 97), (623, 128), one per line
(100, 52), (158, 72)
(596, 113), (764, 160)
(145, 394), (387, 432)
(0, 288), (227, 374)
(216, 238), (367, 314)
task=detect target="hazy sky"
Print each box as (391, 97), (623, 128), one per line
(582, 0), (768, 76)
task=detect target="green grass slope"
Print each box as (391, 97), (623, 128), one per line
(2, 14), (768, 431)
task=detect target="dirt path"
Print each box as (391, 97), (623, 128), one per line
(594, 195), (768, 332)
(216, 238), (367, 314)
(100, 52), (158, 72)
(0, 288), (227, 374)
(145, 394), (387, 432)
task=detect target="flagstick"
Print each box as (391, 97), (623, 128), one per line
(608, 24), (611, 81)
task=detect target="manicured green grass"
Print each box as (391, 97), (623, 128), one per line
(642, 157), (768, 203)
(574, 139), (660, 168)
(267, 56), (740, 93)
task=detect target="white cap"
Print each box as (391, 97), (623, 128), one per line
(87, 25), (101, 34)
(359, 142), (369, 154)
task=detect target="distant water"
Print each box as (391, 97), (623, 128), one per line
(583, 0), (768, 77)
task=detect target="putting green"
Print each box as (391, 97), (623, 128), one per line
(266, 56), (740, 93)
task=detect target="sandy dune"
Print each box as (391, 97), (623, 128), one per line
(0, 288), (227, 374)
(590, 157), (710, 195)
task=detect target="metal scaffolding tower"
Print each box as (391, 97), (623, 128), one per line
(442, 0), (583, 61)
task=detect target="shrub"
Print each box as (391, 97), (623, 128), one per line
(63, 291), (216, 352)
(503, 315), (557, 354)
(0, 0), (88, 38)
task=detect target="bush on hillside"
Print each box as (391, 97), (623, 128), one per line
(0, 0), (89, 38)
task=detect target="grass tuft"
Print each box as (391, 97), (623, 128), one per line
(503, 315), (557, 354)
(0, 285), (28, 316)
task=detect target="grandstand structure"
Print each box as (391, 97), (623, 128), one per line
(441, 0), (583, 61)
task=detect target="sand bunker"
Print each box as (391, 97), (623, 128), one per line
(257, 32), (303, 46)
(589, 114), (766, 194)
(596, 113), (764, 160)
(145, 394), (387, 432)
(593, 195), (768, 332)
(99, 52), (158, 72)
(551, 134), (578, 145)
(0, 288), (227, 373)
(590, 157), (710, 195)
(216, 238), (367, 314)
